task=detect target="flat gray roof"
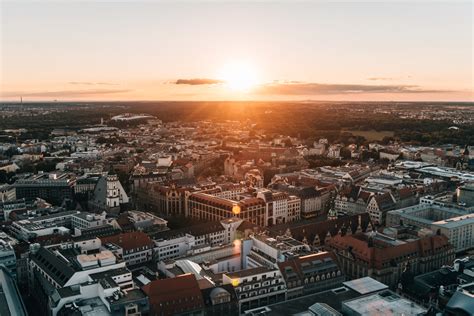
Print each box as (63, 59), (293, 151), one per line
(343, 277), (388, 295)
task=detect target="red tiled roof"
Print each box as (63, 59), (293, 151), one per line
(143, 274), (204, 316)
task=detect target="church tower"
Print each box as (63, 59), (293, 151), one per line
(106, 174), (121, 209)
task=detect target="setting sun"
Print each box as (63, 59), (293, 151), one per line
(219, 62), (259, 92)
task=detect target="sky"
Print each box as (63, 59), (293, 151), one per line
(1, 0), (473, 101)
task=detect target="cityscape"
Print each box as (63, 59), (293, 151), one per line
(1, 1), (473, 316)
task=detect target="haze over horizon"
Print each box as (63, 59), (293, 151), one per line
(1, 1), (473, 102)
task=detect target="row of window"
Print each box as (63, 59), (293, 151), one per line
(238, 286), (284, 299)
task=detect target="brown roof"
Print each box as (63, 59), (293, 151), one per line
(189, 192), (234, 208)
(100, 231), (154, 251)
(269, 213), (371, 245)
(143, 274), (204, 316)
(397, 187), (416, 200)
(358, 190), (373, 203)
(372, 192), (396, 210)
(278, 252), (339, 283)
(328, 234), (452, 270)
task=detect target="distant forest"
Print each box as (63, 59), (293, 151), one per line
(1, 101), (473, 146)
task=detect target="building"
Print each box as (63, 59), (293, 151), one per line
(386, 203), (467, 229)
(28, 244), (129, 315)
(287, 196), (301, 222)
(244, 276), (388, 316)
(267, 213), (372, 249)
(277, 252), (345, 299)
(143, 273), (205, 316)
(365, 189), (415, 225)
(15, 176), (75, 205)
(366, 188), (418, 225)
(431, 214), (474, 253)
(89, 174), (129, 215)
(327, 231), (455, 288)
(387, 203), (473, 253)
(10, 210), (113, 241)
(335, 186), (372, 215)
(256, 189), (301, 226)
(201, 284), (239, 316)
(153, 230), (196, 263)
(243, 234), (312, 269)
(399, 257), (474, 308)
(444, 281), (474, 316)
(28, 244), (127, 289)
(0, 161), (20, 173)
(268, 183), (330, 219)
(10, 210), (76, 241)
(50, 282), (149, 316)
(151, 218), (243, 262)
(0, 264), (28, 316)
(135, 182), (187, 216)
(223, 266), (287, 314)
(0, 198), (27, 221)
(457, 183), (474, 207)
(187, 192), (266, 227)
(245, 169), (264, 189)
(126, 210), (168, 231)
(100, 231), (154, 266)
(0, 184), (16, 202)
(341, 289), (426, 315)
(0, 241), (17, 280)
(74, 175), (100, 195)
(366, 192), (396, 225)
(70, 211), (112, 234)
(212, 183), (247, 200)
(327, 145), (342, 159)
(420, 192), (474, 212)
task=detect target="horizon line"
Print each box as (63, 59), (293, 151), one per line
(1, 99), (474, 104)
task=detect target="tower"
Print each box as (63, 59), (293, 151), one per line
(106, 174), (121, 209)
(327, 207), (338, 221)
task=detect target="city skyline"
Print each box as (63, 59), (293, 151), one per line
(1, 1), (473, 102)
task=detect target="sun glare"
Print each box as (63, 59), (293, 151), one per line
(219, 62), (259, 92)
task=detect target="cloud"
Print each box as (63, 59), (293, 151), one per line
(368, 76), (412, 81)
(68, 81), (119, 86)
(1, 89), (132, 98)
(255, 82), (449, 95)
(367, 77), (395, 81)
(175, 78), (224, 85)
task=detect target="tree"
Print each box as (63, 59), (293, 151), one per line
(340, 147), (352, 159)
(283, 138), (293, 147)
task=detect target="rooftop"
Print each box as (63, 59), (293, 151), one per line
(342, 276), (388, 295)
(431, 213), (474, 228)
(247, 285), (361, 315)
(342, 290), (426, 315)
(225, 266), (275, 279)
(100, 231), (154, 251)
